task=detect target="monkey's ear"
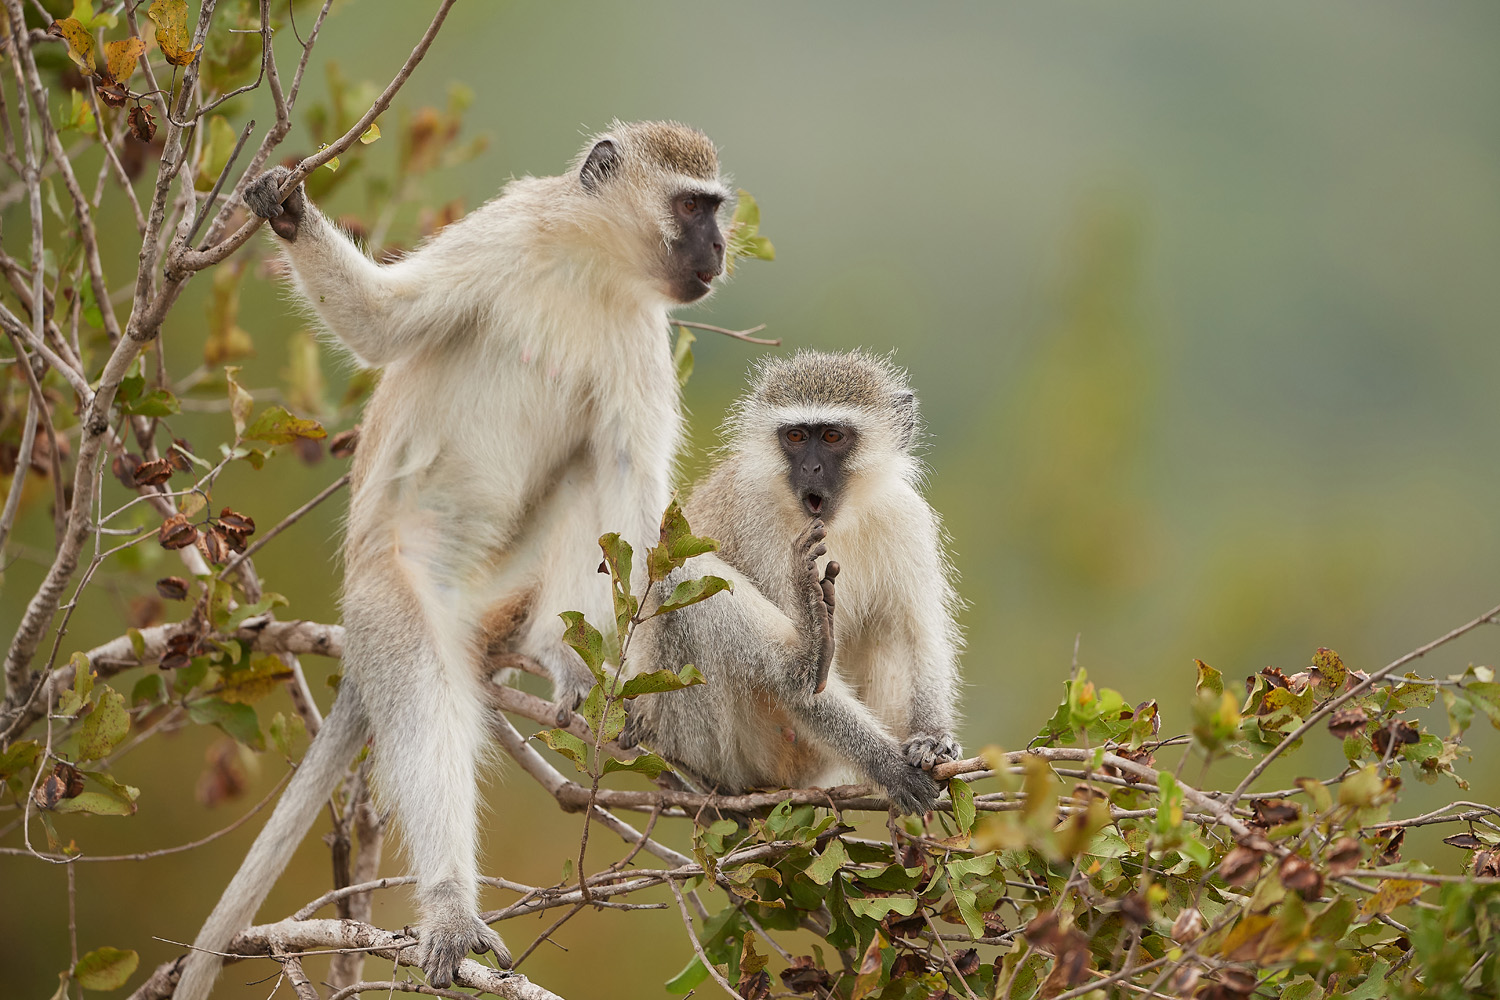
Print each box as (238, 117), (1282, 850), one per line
(893, 391), (918, 450)
(580, 139), (620, 192)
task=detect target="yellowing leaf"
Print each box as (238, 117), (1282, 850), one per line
(74, 947), (138, 990)
(1358, 878), (1426, 920)
(77, 687), (130, 762)
(102, 37), (145, 87)
(359, 123), (381, 144)
(240, 405), (327, 445)
(48, 18), (96, 75)
(147, 0), (200, 67)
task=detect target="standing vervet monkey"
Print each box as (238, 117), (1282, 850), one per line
(624, 350), (962, 814)
(176, 121), (733, 998)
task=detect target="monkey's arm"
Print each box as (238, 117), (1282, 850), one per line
(244, 166), (479, 366)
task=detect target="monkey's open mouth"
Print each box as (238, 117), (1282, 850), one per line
(805, 494), (824, 515)
(695, 271), (715, 286)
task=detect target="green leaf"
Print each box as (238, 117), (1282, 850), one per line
(949, 776), (976, 835)
(225, 593), (289, 630)
(187, 698), (264, 751)
(360, 123), (382, 144)
(652, 575), (734, 618)
(953, 885), (983, 938)
(70, 0), (117, 30)
(664, 954), (709, 994)
(805, 838), (849, 886)
(726, 189), (775, 273)
(597, 532), (637, 646)
(269, 711), (307, 758)
(194, 116), (237, 193)
(59, 89), (96, 134)
(77, 687), (130, 762)
(844, 894), (918, 920)
(601, 750), (673, 778)
(53, 788), (138, 817)
(241, 405), (327, 445)
(619, 664), (706, 699)
(581, 685), (627, 743)
(59, 651), (94, 716)
(558, 611), (606, 682)
(646, 499), (719, 583)
(535, 728), (590, 772)
(120, 389), (180, 418)
(0, 740), (42, 780)
(73, 947), (138, 990)
(673, 326), (696, 387)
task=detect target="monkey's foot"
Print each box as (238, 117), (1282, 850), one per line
(244, 165), (306, 241)
(548, 668), (596, 727)
(903, 732), (961, 772)
(412, 913), (511, 988)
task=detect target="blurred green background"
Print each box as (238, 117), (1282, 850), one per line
(4, 1), (1500, 996)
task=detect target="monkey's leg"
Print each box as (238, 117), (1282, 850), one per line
(174, 684), (371, 1000)
(342, 591), (510, 987)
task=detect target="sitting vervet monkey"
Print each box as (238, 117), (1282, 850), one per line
(176, 121), (734, 998)
(625, 350), (962, 813)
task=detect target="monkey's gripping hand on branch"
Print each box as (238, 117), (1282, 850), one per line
(794, 519), (840, 694)
(903, 732), (962, 772)
(244, 165), (307, 241)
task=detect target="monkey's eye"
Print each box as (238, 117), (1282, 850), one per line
(678, 195), (698, 216)
(822, 429), (843, 444)
(786, 428), (807, 444)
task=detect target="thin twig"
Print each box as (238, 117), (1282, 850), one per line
(668, 879), (746, 1000)
(221, 472), (350, 577)
(673, 320), (780, 346)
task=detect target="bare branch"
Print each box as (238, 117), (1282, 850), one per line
(673, 320), (780, 346)
(176, 0), (459, 274)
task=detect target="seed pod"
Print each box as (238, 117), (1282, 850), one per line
(197, 525), (229, 564)
(158, 513), (198, 550)
(156, 576), (190, 600)
(132, 457), (174, 486)
(128, 103), (156, 142)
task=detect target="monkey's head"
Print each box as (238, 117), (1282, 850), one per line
(571, 120), (732, 305)
(727, 350), (922, 524)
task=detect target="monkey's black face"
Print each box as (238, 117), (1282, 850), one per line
(781, 424), (857, 521)
(665, 191), (725, 302)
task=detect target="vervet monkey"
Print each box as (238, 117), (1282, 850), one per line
(176, 121), (733, 998)
(625, 351), (962, 814)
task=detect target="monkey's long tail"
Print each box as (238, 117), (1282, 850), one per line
(174, 683), (370, 1000)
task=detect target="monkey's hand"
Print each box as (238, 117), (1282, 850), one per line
(412, 911), (511, 988)
(793, 519), (837, 694)
(244, 165), (307, 242)
(871, 753), (942, 815)
(903, 732), (961, 772)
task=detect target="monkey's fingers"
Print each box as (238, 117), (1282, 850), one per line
(820, 561), (840, 610)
